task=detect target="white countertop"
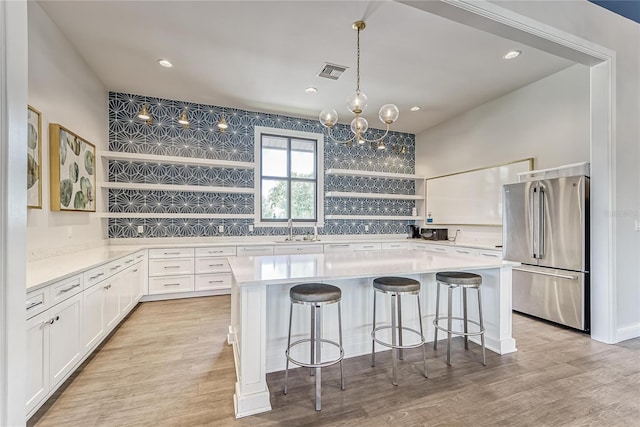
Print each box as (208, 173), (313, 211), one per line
(228, 250), (517, 286)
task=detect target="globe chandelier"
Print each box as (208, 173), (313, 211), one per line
(319, 20), (399, 150)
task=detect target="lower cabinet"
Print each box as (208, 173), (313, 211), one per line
(26, 292), (83, 415)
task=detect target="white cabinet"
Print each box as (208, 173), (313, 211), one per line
(236, 245), (274, 256)
(104, 273), (121, 330)
(451, 247), (478, 256)
(353, 242), (382, 251)
(26, 310), (50, 415)
(195, 273), (232, 291)
(49, 293), (83, 387)
(381, 242), (410, 250)
(119, 267), (134, 316)
(149, 258), (194, 276)
(195, 246), (236, 257)
(148, 275), (195, 294)
(148, 247), (195, 259)
(273, 244), (323, 255)
(323, 243), (353, 253)
(412, 242), (451, 253)
(195, 257), (231, 274)
(132, 263), (145, 302)
(82, 281), (106, 353)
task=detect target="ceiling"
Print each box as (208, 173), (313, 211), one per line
(37, 1), (575, 135)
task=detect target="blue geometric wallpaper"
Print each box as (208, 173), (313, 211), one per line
(107, 92), (417, 238)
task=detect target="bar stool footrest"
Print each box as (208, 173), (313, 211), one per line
(285, 338), (344, 369)
(433, 316), (485, 337)
(371, 325), (425, 350)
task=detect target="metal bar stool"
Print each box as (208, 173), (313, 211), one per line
(283, 283), (345, 411)
(371, 276), (427, 386)
(433, 271), (486, 366)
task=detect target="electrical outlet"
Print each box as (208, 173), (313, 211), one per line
(137, 225), (144, 233)
(364, 225), (369, 232)
(248, 224), (254, 232)
(218, 225), (224, 233)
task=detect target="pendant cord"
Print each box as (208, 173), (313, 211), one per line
(356, 27), (360, 93)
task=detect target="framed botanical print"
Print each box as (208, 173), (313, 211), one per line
(27, 105), (42, 208)
(49, 124), (96, 212)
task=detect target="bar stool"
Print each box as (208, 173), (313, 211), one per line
(371, 276), (427, 386)
(283, 283), (345, 411)
(433, 271), (486, 366)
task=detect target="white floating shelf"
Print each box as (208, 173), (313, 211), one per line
(100, 151), (255, 170)
(325, 215), (424, 221)
(101, 213), (254, 219)
(102, 182), (254, 194)
(325, 169), (425, 180)
(326, 191), (424, 200)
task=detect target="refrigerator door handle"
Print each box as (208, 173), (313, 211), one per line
(530, 185), (537, 258)
(513, 267), (579, 281)
(539, 186), (545, 259)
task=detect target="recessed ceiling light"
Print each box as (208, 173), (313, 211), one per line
(410, 106), (421, 112)
(305, 87), (318, 94)
(157, 59), (173, 68)
(503, 50), (521, 60)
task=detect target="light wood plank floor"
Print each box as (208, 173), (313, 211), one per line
(29, 296), (640, 426)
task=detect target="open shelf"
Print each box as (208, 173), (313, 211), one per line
(101, 182), (254, 194)
(101, 151), (255, 170)
(325, 191), (424, 200)
(325, 168), (425, 180)
(101, 212), (254, 219)
(324, 215), (424, 221)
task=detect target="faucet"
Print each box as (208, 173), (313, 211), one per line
(450, 229), (461, 244)
(287, 218), (293, 241)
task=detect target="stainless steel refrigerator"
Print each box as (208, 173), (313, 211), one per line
(503, 175), (589, 331)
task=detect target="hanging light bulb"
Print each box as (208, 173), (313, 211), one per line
(217, 115), (229, 132)
(136, 104), (152, 123)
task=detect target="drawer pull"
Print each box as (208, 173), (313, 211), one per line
(125, 259), (133, 264)
(89, 272), (105, 280)
(163, 283), (181, 287)
(132, 269), (139, 273)
(208, 263), (224, 267)
(136, 254), (144, 259)
(42, 316), (58, 326)
(163, 266), (181, 269)
(208, 250), (223, 254)
(457, 250), (471, 254)
(110, 265), (122, 270)
(103, 284), (112, 290)
(26, 301), (44, 310)
(163, 251), (182, 255)
(363, 246), (374, 248)
(482, 253), (499, 257)
(243, 248), (266, 251)
(329, 244), (349, 248)
(390, 245), (400, 247)
(208, 280), (224, 284)
(59, 283), (80, 294)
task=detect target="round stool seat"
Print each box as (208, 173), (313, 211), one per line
(290, 283), (341, 304)
(436, 271), (482, 287)
(373, 276), (420, 293)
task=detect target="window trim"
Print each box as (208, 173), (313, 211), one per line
(254, 126), (324, 228)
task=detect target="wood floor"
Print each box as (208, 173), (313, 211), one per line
(29, 296), (640, 427)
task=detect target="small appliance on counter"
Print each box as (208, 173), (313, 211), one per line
(407, 225), (421, 239)
(421, 228), (448, 241)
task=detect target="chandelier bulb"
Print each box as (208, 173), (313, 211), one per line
(319, 109), (338, 128)
(379, 104), (400, 125)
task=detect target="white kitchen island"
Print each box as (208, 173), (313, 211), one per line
(228, 250), (518, 418)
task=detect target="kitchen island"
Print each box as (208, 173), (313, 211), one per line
(228, 250), (518, 418)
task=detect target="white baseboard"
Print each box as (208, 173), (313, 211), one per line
(616, 323), (640, 343)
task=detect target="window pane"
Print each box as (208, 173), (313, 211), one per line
(262, 136), (288, 177)
(291, 181), (315, 220)
(262, 179), (288, 220)
(291, 150), (315, 178)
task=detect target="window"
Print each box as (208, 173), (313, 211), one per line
(254, 127), (324, 225)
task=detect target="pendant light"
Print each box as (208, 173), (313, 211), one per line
(136, 104), (152, 123)
(178, 107), (190, 128)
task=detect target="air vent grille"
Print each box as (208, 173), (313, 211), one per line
(318, 63), (348, 80)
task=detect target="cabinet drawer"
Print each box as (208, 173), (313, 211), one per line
(452, 247), (478, 256)
(236, 246), (274, 257)
(422, 245), (451, 253)
(323, 243), (353, 253)
(133, 250), (146, 264)
(381, 242), (409, 250)
(49, 276), (83, 306)
(83, 265), (107, 288)
(148, 275), (195, 294)
(26, 287), (50, 319)
(195, 246), (236, 257)
(195, 257), (230, 274)
(149, 258), (194, 276)
(105, 258), (129, 278)
(353, 243), (382, 251)
(148, 248), (195, 259)
(478, 249), (502, 259)
(195, 273), (232, 291)
(273, 245), (323, 255)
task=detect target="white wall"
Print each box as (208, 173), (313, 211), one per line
(27, 2), (108, 260)
(493, 0), (640, 342)
(415, 64), (590, 245)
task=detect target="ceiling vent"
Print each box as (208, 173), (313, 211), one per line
(318, 63), (348, 80)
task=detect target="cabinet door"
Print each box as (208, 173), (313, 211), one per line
(83, 282), (105, 353)
(26, 310), (50, 415)
(49, 293), (83, 387)
(132, 264), (144, 302)
(119, 268), (134, 315)
(104, 274), (121, 331)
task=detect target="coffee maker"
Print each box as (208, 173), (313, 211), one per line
(407, 225), (421, 239)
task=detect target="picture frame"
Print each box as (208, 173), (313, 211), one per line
(27, 105), (42, 209)
(49, 124), (96, 212)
